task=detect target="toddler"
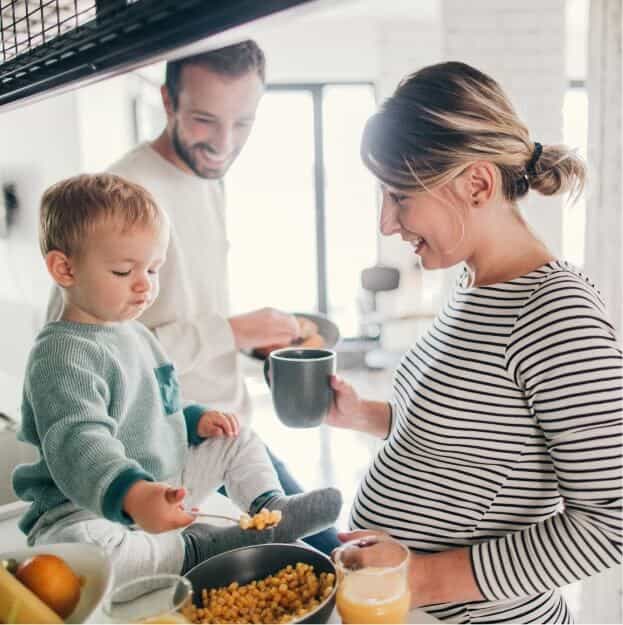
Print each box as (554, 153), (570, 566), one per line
(12, 174), (341, 585)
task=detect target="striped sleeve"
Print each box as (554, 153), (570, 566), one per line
(471, 271), (622, 601)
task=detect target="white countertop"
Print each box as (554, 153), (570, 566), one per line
(0, 501), (29, 548)
(0, 502), (440, 624)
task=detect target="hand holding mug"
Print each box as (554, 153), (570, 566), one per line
(325, 375), (363, 430)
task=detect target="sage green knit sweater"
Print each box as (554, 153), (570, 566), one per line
(12, 320), (207, 535)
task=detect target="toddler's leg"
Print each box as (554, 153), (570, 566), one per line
(182, 488), (342, 573)
(181, 523), (276, 573)
(215, 429), (343, 538)
(254, 489), (342, 545)
(213, 428), (342, 544)
(34, 513), (185, 587)
(182, 427), (280, 510)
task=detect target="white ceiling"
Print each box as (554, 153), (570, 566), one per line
(304, 0), (440, 22)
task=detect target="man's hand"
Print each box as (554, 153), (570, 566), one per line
(123, 481), (195, 533)
(198, 410), (240, 438)
(228, 308), (299, 350)
(325, 375), (363, 429)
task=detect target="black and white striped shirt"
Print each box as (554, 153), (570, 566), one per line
(351, 261), (622, 624)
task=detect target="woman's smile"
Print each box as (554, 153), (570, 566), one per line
(402, 233), (427, 254)
(409, 235), (426, 254)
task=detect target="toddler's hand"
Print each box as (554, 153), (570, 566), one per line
(198, 410), (240, 438)
(123, 481), (195, 533)
(326, 375), (362, 429)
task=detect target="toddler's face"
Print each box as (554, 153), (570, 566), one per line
(65, 218), (168, 324)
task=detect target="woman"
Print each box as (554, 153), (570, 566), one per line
(328, 61), (622, 623)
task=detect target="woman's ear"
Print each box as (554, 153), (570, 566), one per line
(45, 250), (75, 288)
(463, 161), (496, 208)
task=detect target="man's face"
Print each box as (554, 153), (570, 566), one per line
(164, 64), (264, 179)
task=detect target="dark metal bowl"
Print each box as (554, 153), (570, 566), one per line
(184, 543), (337, 624)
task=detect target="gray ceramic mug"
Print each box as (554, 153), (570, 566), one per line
(263, 347), (336, 428)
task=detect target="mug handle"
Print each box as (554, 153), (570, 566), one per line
(263, 357), (271, 388)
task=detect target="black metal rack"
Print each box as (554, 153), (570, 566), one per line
(0, 0), (311, 110)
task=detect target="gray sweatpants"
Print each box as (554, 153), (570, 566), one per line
(29, 428), (280, 586)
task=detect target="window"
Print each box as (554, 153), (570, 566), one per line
(227, 83), (377, 336)
(322, 85), (378, 336)
(562, 0), (589, 266)
(226, 89), (318, 315)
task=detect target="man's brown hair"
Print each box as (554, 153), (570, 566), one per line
(165, 40), (266, 109)
(40, 173), (165, 257)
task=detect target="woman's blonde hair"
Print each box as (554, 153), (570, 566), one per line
(40, 173), (165, 257)
(361, 61), (586, 201)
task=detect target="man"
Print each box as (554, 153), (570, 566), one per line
(47, 40), (339, 554)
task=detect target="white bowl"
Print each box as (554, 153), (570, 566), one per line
(0, 542), (113, 623)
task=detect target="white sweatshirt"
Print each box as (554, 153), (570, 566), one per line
(46, 143), (251, 421)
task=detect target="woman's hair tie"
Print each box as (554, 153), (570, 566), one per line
(526, 142), (543, 177)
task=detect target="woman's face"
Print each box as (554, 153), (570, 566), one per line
(379, 182), (471, 270)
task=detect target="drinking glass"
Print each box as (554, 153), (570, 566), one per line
(103, 574), (193, 624)
(334, 535), (411, 624)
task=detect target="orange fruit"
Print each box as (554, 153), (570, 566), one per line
(15, 554), (81, 619)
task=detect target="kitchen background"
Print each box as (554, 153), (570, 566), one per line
(0, 0), (620, 622)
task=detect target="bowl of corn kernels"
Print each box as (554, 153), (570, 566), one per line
(184, 543), (337, 624)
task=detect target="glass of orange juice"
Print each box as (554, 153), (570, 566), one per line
(334, 535), (411, 624)
(103, 574), (193, 623)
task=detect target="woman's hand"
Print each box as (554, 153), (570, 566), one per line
(198, 410), (240, 438)
(326, 376), (363, 429)
(336, 530), (484, 607)
(331, 530), (484, 608)
(336, 531), (410, 571)
(336, 528), (388, 544)
(123, 481), (195, 533)
(326, 378), (392, 438)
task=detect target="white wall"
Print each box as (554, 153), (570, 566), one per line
(376, 18), (444, 277)
(258, 0), (568, 313)
(444, 0), (567, 257)
(0, 92), (85, 503)
(258, 18), (380, 83)
(76, 74), (136, 172)
(0, 76), (137, 436)
(0, 92), (83, 383)
(256, 12), (445, 323)
(0, 92), (82, 306)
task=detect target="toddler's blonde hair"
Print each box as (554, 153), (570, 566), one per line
(40, 173), (165, 257)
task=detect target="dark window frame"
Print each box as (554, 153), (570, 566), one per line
(267, 81), (376, 315)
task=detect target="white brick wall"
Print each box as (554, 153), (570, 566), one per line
(444, 0), (567, 257)
(377, 19), (444, 100)
(374, 1), (567, 296)
(376, 19), (444, 273)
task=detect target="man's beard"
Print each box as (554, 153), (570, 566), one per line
(171, 121), (234, 179)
